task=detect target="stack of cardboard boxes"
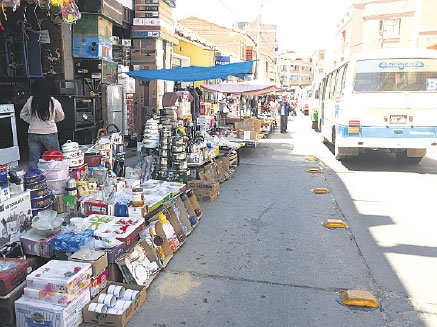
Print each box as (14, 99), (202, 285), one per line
(234, 118), (264, 141)
(188, 152), (238, 202)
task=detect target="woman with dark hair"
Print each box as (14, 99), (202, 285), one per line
(20, 79), (65, 169)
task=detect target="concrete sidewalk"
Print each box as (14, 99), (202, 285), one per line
(120, 126), (387, 327)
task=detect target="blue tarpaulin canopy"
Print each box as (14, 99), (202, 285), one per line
(126, 61), (254, 82)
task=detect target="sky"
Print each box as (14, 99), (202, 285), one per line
(174, 0), (354, 53)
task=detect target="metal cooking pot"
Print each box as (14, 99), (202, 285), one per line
(159, 149), (170, 157)
(159, 143), (171, 150)
(84, 153), (102, 167)
(173, 161), (188, 170)
(62, 140), (79, 152)
(159, 157), (168, 166)
(172, 145), (185, 153)
(172, 152), (187, 160)
(160, 129), (172, 137)
(172, 137), (184, 146)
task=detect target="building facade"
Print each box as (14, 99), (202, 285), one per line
(277, 52), (314, 88)
(335, 0), (437, 66)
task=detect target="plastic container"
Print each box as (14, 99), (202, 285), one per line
(42, 148), (63, 161)
(47, 179), (67, 195)
(63, 195), (77, 224)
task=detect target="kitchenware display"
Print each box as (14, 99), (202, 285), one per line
(30, 187), (50, 199)
(158, 142), (170, 150)
(172, 144), (185, 153)
(159, 149), (169, 157)
(107, 285), (126, 298)
(47, 179), (67, 195)
(32, 203), (52, 217)
(65, 178), (78, 196)
(84, 153), (102, 167)
(66, 155), (85, 168)
(98, 293), (116, 307)
(159, 157), (168, 166)
(172, 137), (184, 146)
(77, 180), (90, 197)
(32, 210), (63, 236)
(62, 140), (79, 152)
(123, 289), (140, 301)
(172, 152), (187, 160)
(93, 167), (107, 185)
(31, 194), (53, 209)
(160, 129), (172, 138)
(24, 169), (44, 184)
(25, 179), (48, 191)
(63, 195), (78, 222)
(114, 300), (131, 311)
(89, 303), (108, 313)
(143, 140), (159, 149)
(42, 148), (63, 161)
(63, 150), (82, 159)
(173, 161), (188, 170)
(69, 164), (88, 180)
(143, 134), (160, 140)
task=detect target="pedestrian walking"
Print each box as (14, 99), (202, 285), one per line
(20, 78), (65, 170)
(280, 97), (290, 133)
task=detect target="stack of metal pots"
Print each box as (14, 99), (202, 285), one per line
(160, 107), (177, 130)
(171, 136), (187, 170)
(143, 118), (159, 149)
(158, 129), (172, 170)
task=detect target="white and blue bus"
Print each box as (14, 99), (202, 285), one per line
(319, 49), (437, 163)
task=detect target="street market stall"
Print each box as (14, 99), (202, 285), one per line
(0, 61), (264, 327)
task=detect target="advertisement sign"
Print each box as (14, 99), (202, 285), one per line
(215, 56), (230, 66)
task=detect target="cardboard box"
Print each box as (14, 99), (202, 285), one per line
(73, 36), (112, 61)
(73, 15), (113, 41)
(132, 38), (156, 50)
(242, 130), (259, 141)
(70, 250), (108, 276)
(0, 258), (31, 296)
(0, 190), (32, 246)
(83, 282), (146, 327)
(116, 240), (160, 287)
(187, 181), (219, 202)
(26, 261), (92, 296)
(235, 118), (263, 132)
(90, 270), (108, 299)
(143, 220), (173, 267)
(99, 241), (126, 264)
(20, 229), (61, 258)
(187, 193), (202, 219)
(15, 289), (90, 327)
(0, 282), (25, 326)
(173, 197), (193, 234)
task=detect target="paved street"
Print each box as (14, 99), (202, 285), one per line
(126, 115), (437, 327)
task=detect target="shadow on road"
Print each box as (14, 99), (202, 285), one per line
(324, 142), (437, 174)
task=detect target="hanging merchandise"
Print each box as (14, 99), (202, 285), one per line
(60, 0), (81, 23)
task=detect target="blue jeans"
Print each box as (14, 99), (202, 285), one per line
(28, 133), (60, 170)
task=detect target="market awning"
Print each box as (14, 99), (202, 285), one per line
(200, 81), (281, 96)
(126, 61), (254, 82)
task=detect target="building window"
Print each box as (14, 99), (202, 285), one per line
(380, 18), (401, 39)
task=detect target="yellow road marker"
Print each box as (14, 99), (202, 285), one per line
(339, 290), (379, 308)
(306, 157), (317, 161)
(312, 188), (330, 194)
(323, 219), (347, 228)
(308, 169), (321, 174)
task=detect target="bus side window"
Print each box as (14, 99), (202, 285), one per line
(329, 71), (338, 99)
(341, 64), (348, 95)
(335, 65), (346, 98)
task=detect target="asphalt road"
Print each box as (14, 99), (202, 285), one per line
(120, 114), (437, 327)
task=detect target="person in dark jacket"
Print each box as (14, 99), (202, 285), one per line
(280, 97), (290, 133)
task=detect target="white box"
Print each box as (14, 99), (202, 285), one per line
(15, 289), (90, 327)
(0, 190), (32, 245)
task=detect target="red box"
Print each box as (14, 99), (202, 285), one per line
(200, 104), (206, 115)
(0, 258), (31, 296)
(90, 269), (109, 299)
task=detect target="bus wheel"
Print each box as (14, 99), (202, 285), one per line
(396, 150), (423, 164)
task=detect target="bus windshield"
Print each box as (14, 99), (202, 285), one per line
(354, 58), (437, 92)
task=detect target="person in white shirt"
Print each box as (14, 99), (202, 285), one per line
(20, 79), (65, 170)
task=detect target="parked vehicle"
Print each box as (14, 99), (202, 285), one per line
(319, 49), (437, 163)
